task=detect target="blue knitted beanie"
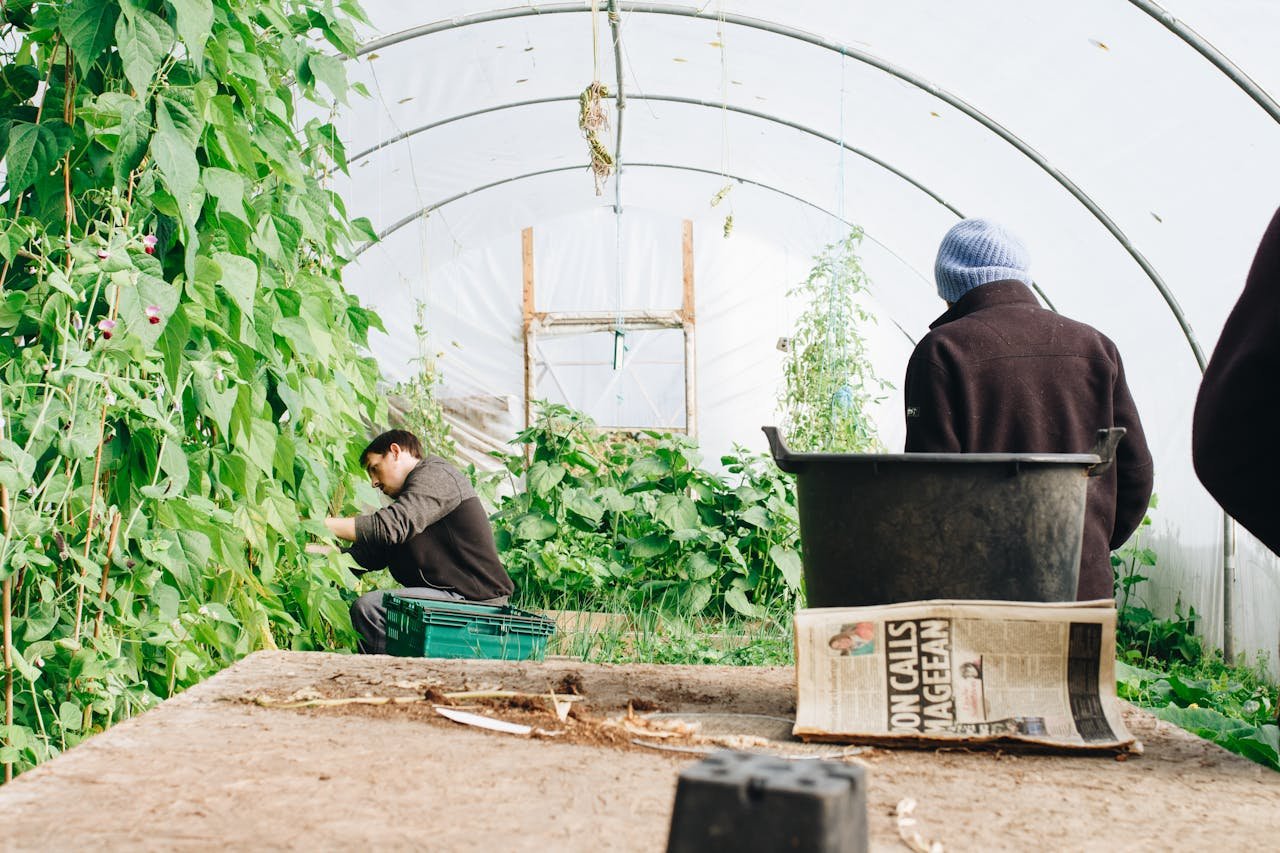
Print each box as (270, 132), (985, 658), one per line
(934, 218), (1032, 302)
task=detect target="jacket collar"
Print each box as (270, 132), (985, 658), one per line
(929, 280), (1039, 329)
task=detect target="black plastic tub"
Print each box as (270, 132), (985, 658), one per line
(763, 427), (1123, 607)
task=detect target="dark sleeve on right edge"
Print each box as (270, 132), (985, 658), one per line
(1109, 350), (1154, 550)
(1193, 206), (1280, 555)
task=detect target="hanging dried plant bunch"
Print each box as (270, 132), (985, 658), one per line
(578, 81), (614, 195)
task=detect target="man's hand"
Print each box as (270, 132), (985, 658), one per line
(304, 543), (336, 556)
(324, 516), (358, 542)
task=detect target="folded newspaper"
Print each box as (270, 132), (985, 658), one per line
(794, 599), (1137, 752)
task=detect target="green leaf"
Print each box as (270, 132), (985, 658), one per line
(564, 489), (604, 524)
(112, 96), (151, 187)
(202, 167), (246, 221)
(118, 271), (179, 349)
(5, 121), (74, 194)
(513, 513), (558, 542)
(116, 5), (173, 96)
(725, 588), (764, 618)
(151, 100), (199, 200)
(527, 461), (566, 497)
(58, 701), (83, 733)
(684, 552), (719, 581)
(60, 0), (121, 75)
(243, 418), (278, 475)
(655, 494), (699, 531)
(307, 53), (349, 104)
(22, 601), (60, 642)
(739, 506), (774, 529)
(9, 645), (42, 682)
(159, 438), (190, 494)
(167, 0), (212, 71)
(627, 455), (671, 483)
(212, 252), (258, 315)
(681, 581), (713, 615)
(629, 534), (670, 560)
(596, 487), (635, 514)
(768, 544), (803, 591)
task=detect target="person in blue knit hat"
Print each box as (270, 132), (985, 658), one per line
(903, 218), (1153, 602)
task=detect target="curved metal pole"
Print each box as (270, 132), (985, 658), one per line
(353, 154), (1056, 311)
(347, 94), (963, 217)
(1127, 0), (1280, 126)
(352, 160), (938, 338)
(357, 1), (1203, 369)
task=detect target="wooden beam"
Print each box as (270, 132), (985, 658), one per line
(521, 227), (535, 432)
(681, 220), (697, 437)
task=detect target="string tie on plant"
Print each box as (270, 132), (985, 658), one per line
(97, 318), (117, 339)
(145, 304), (162, 324)
(578, 81), (614, 195)
(142, 234), (158, 254)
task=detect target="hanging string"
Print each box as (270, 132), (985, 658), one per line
(591, 0), (600, 80)
(580, 0), (613, 195)
(824, 49), (851, 449)
(712, 1), (734, 237)
(608, 2), (626, 379)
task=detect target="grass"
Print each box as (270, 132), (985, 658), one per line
(513, 589), (796, 667)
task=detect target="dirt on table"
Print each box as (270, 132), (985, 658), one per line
(2, 651), (1278, 852)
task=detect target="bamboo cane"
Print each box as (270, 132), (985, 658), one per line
(83, 512), (121, 733)
(3, 484), (13, 783)
(91, 512), (121, 642)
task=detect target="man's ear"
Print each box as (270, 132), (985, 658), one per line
(386, 443), (401, 460)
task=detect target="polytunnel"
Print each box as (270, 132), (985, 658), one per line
(325, 1), (1280, 671)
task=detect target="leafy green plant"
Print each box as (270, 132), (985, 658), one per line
(388, 301), (457, 462)
(487, 403), (804, 619)
(1118, 659), (1278, 770)
(1112, 498), (1278, 770)
(1112, 497), (1202, 664)
(0, 0), (382, 780)
(779, 227), (888, 452)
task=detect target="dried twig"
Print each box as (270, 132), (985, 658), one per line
(896, 798), (944, 853)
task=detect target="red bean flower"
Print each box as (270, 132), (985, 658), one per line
(96, 248), (110, 260)
(145, 304), (162, 325)
(142, 234), (158, 255)
(98, 318), (117, 340)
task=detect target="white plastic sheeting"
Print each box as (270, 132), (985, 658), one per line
(325, 1), (1280, 671)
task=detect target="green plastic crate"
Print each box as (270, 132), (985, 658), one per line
(383, 594), (556, 660)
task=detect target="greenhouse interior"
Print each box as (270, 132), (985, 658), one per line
(2, 0), (1279, 848)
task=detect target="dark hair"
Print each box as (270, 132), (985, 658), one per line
(361, 429), (424, 464)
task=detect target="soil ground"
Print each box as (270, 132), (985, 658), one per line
(1, 650), (1278, 851)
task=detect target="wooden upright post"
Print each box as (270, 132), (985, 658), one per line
(681, 220), (697, 438)
(522, 227), (536, 432)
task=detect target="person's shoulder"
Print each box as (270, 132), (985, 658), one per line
(1054, 312), (1122, 356)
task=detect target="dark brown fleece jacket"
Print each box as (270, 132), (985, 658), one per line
(904, 280), (1154, 600)
(1193, 207), (1280, 556)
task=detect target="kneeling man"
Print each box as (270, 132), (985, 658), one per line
(324, 429), (514, 653)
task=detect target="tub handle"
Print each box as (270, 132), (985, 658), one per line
(1087, 427), (1126, 477)
(761, 426), (802, 473)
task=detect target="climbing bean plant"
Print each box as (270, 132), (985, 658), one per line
(0, 0), (383, 780)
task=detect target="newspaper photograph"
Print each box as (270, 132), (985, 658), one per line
(794, 599), (1136, 752)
